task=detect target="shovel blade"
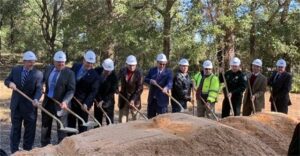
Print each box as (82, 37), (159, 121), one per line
(60, 127), (79, 133)
(82, 121), (97, 127)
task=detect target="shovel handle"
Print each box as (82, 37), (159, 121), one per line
(73, 97), (102, 127)
(152, 83), (184, 112)
(14, 88), (65, 129)
(94, 100), (112, 125)
(247, 78), (256, 114)
(118, 93), (148, 120)
(199, 96), (219, 121)
(221, 72), (235, 116)
(43, 93), (87, 125)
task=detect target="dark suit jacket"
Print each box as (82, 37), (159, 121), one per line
(118, 67), (144, 109)
(94, 67), (118, 108)
(71, 63), (100, 109)
(243, 73), (267, 110)
(43, 65), (75, 111)
(268, 71), (292, 106)
(144, 67), (173, 107)
(4, 65), (43, 113)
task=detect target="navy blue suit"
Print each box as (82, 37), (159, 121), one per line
(145, 67), (173, 118)
(268, 71), (292, 113)
(68, 63), (100, 133)
(4, 65), (43, 153)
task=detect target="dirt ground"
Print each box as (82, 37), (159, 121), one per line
(0, 82), (299, 155)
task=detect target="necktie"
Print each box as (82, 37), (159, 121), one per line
(21, 70), (29, 87)
(77, 68), (86, 81)
(274, 73), (280, 83)
(48, 70), (59, 98)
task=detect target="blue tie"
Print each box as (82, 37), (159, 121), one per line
(21, 70), (29, 87)
(77, 67), (86, 81)
(48, 70), (59, 98)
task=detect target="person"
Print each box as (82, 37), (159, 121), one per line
(219, 57), (247, 118)
(94, 58), (118, 125)
(144, 53), (173, 119)
(288, 123), (300, 155)
(242, 59), (267, 116)
(118, 55), (143, 123)
(41, 51), (75, 146)
(68, 50), (100, 133)
(268, 59), (292, 114)
(195, 60), (220, 119)
(4, 51), (43, 153)
(171, 58), (192, 112)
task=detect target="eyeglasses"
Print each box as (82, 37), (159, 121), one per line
(159, 63), (166, 66)
(204, 68), (212, 70)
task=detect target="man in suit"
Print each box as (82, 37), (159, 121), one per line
(268, 59), (292, 114)
(118, 55), (143, 123)
(41, 51), (75, 146)
(68, 50), (100, 133)
(145, 53), (173, 119)
(4, 51), (43, 153)
(242, 59), (267, 116)
(94, 58), (118, 125)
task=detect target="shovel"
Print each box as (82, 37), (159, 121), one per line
(118, 93), (148, 120)
(14, 88), (78, 133)
(94, 100), (112, 125)
(73, 97), (102, 127)
(247, 78), (256, 114)
(152, 82), (184, 112)
(43, 93), (97, 128)
(221, 72), (235, 116)
(269, 87), (278, 112)
(199, 96), (219, 121)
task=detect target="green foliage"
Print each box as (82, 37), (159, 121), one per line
(0, 0), (298, 76)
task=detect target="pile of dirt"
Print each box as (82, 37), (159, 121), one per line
(15, 113), (279, 156)
(220, 112), (298, 155)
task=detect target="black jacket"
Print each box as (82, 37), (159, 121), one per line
(71, 63), (100, 109)
(268, 71), (292, 106)
(95, 67), (118, 108)
(219, 70), (247, 96)
(171, 72), (192, 101)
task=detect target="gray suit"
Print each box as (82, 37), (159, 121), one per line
(242, 73), (267, 116)
(41, 65), (75, 146)
(4, 65), (43, 153)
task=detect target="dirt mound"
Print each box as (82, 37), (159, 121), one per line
(14, 113), (279, 156)
(220, 112), (298, 155)
(250, 112), (298, 138)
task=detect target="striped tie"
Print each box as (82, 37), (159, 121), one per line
(21, 70), (29, 87)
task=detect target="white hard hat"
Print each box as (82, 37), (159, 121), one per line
(178, 58), (189, 66)
(23, 51), (37, 61)
(126, 55), (137, 65)
(84, 50), (96, 63)
(276, 59), (286, 67)
(252, 59), (262, 67)
(53, 51), (67, 62)
(230, 57), (241, 66)
(156, 53), (167, 62)
(203, 60), (213, 68)
(102, 58), (114, 71)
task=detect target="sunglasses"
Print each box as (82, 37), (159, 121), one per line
(159, 63), (166, 66)
(204, 68), (212, 70)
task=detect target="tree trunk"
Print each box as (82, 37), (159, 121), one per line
(223, 0), (235, 68)
(249, 1), (257, 57)
(163, 11), (171, 60)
